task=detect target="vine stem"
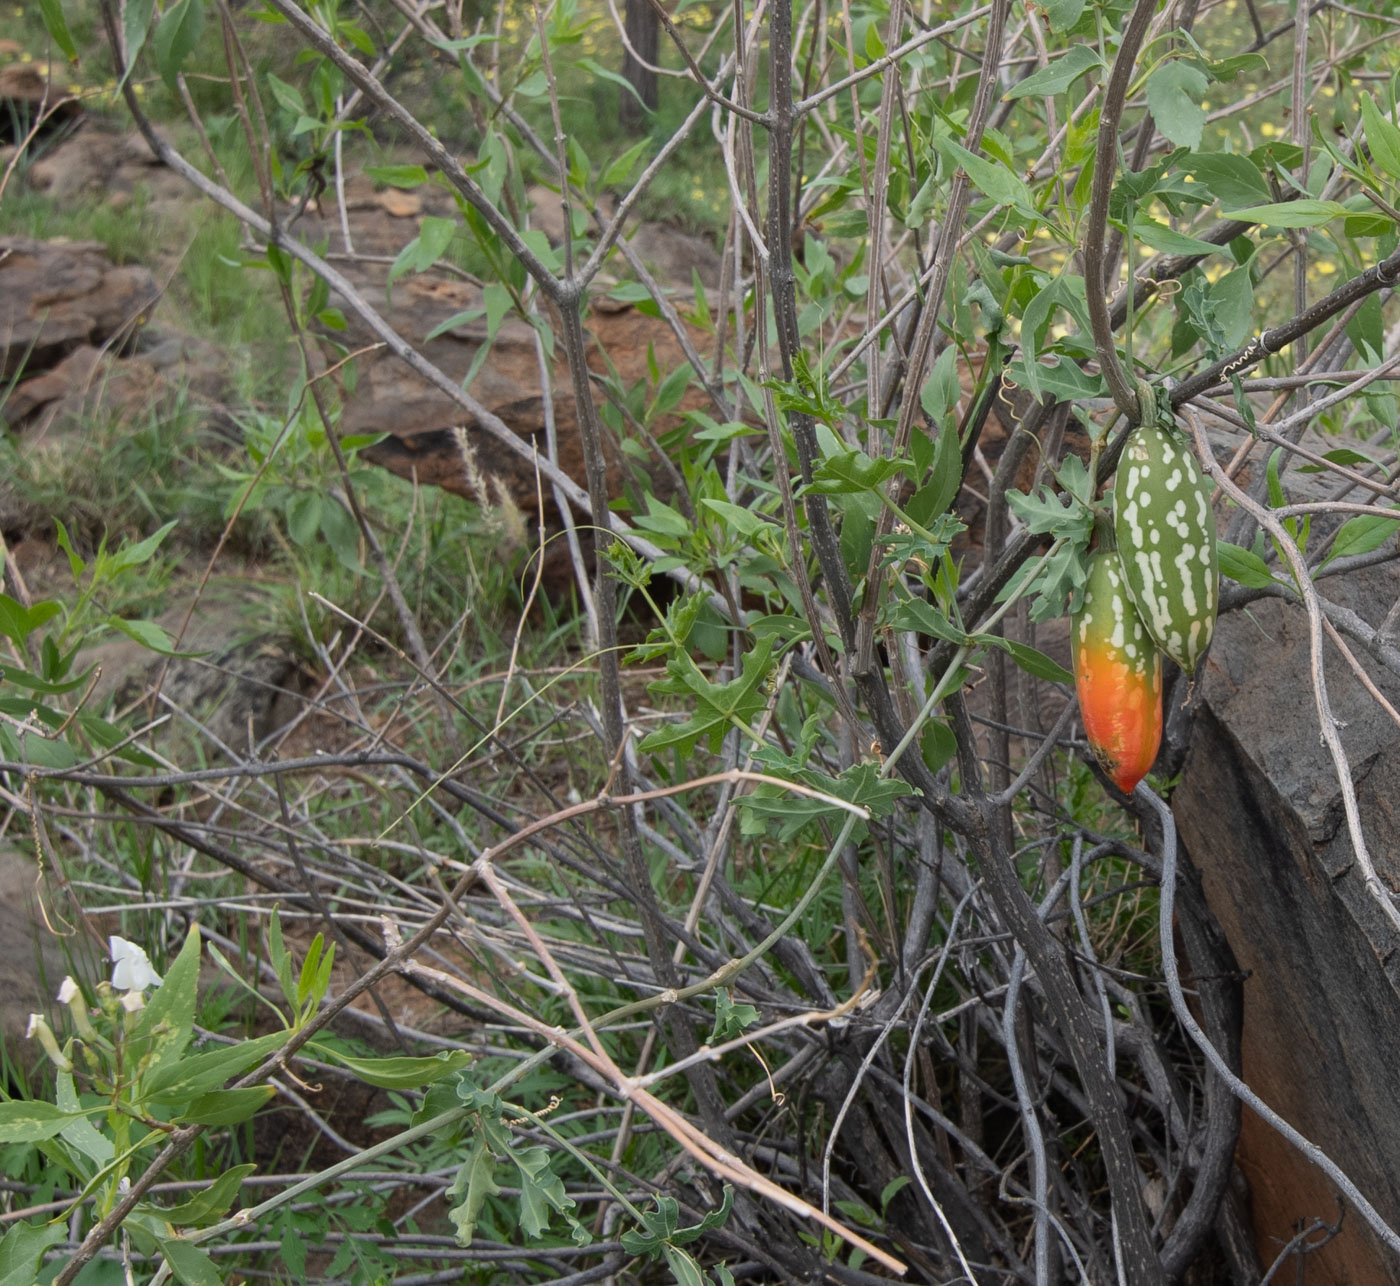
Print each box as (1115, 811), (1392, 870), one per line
(1083, 0), (1157, 425)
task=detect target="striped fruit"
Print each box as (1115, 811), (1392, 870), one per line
(1113, 421), (1219, 674)
(1073, 550), (1163, 794)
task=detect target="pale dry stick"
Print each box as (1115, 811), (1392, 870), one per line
(524, 291), (599, 643)
(491, 460), (552, 727)
(794, 5), (992, 113)
(175, 71), (235, 192)
(859, 0), (909, 441)
(1003, 945), (1052, 1285)
(896, 888), (994, 1284)
(602, 0), (723, 86)
(1321, 615), (1400, 733)
(633, 982), (877, 1090)
(400, 952), (908, 1274)
(332, 98), (353, 254)
(715, 86), (770, 264)
(1267, 350), (1400, 437)
(1288, 0), (1310, 361)
(1139, 781), (1400, 1261)
(1275, 500), (1400, 521)
(600, 651), (795, 1214)
(1193, 400), (1398, 499)
(815, 889), (978, 1251)
(1183, 407), (1400, 938)
(1024, 7), (1057, 168)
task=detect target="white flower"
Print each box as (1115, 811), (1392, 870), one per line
(25, 1013), (72, 1071)
(119, 989), (146, 1013)
(109, 937), (162, 992)
(57, 976), (80, 1004)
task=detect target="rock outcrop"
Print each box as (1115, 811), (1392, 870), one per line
(1175, 563), (1400, 1283)
(0, 237), (158, 381)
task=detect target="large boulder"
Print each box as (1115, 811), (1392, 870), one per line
(0, 237), (158, 381)
(1174, 563), (1400, 1282)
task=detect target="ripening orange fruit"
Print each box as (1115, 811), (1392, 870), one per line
(1073, 550), (1164, 794)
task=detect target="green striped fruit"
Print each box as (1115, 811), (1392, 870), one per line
(1113, 422), (1219, 674)
(1073, 550), (1163, 794)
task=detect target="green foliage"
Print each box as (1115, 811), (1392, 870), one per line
(9, 1), (1400, 1282)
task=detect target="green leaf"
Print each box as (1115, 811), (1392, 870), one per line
(152, 0), (205, 91)
(38, 0), (80, 62)
(1185, 151), (1271, 210)
(1006, 353), (1107, 402)
(365, 164), (428, 188)
(1361, 94), (1400, 181)
(1129, 218), (1224, 259)
(641, 641), (777, 756)
(0, 596), (62, 649)
(1324, 514), (1400, 566)
(157, 1237), (222, 1286)
(935, 138), (1037, 218)
(0, 1101), (89, 1143)
(0, 722), (76, 769)
(268, 906), (296, 1014)
(107, 616), (182, 655)
(1005, 482), (1093, 542)
(320, 499), (362, 572)
(262, 71), (303, 116)
(983, 637), (1073, 685)
(512, 1144), (583, 1241)
(447, 1136), (500, 1246)
(1145, 61), (1209, 150)
(0, 1219), (68, 1286)
(1004, 47), (1102, 100)
(920, 719), (958, 775)
(177, 1086), (276, 1126)
(577, 56), (649, 107)
(906, 425), (962, 527)
(1222, 200), (1348, 227)
(132, 924), (201, 1076)
(57, 1071), (114, 1166)
(708, 992), (759, 1043)
(919, 346), (962, 429)
(888, 594), (966, 644)
(287, 492), (321, 546)
(314, 1048), (472, 1090)
(156, 1165), (257, 1228)
(122, 0), (158, 79)
(1042, 0), (1083, 30)
(663, 1246), (706, 1286)
(602, 137), (651, 188)
(1206, 266), (1254, 351)
(143, 1031), (288, 1100)
(700, 499), (774, 541)
(802, 450), (909, 495)
(1218, 541), (1276, 588)
(110, 520), (178, 572)
(414, 215), (458, 270)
